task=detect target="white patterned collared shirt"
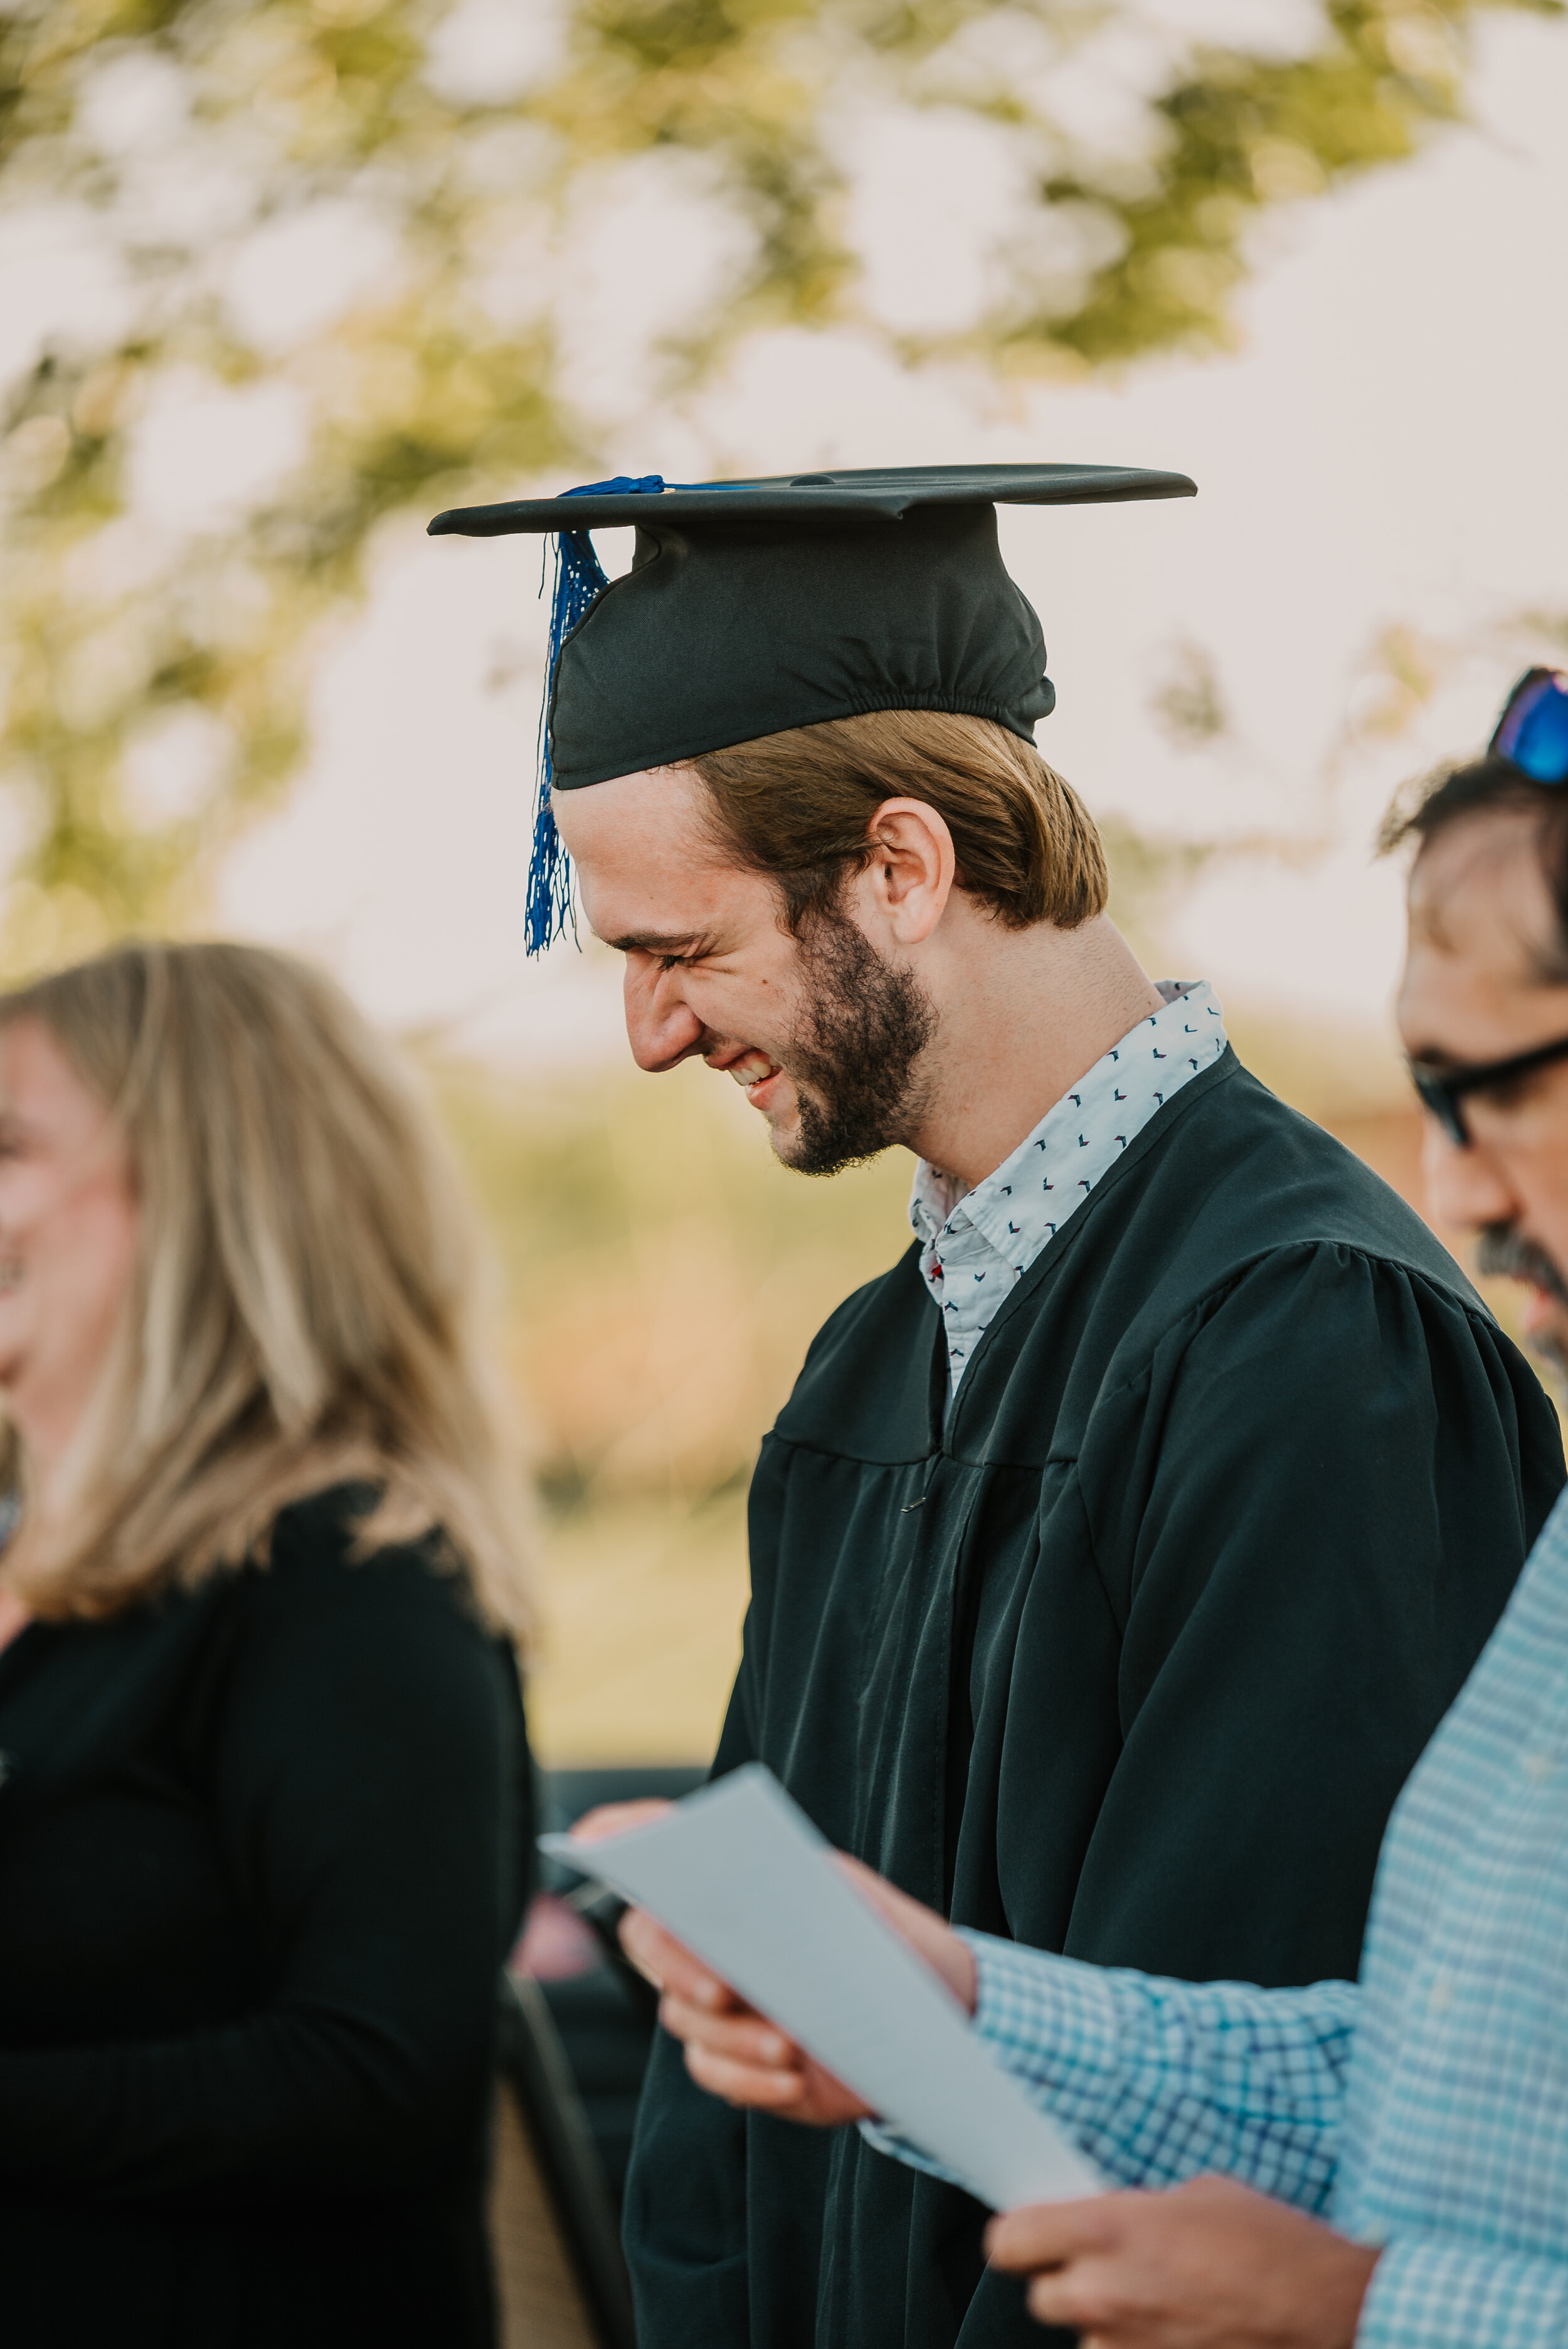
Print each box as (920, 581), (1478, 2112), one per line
(909, 980), (1229, 1392)
(869, 1484), (1568, 2349)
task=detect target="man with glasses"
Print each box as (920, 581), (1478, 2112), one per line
(632, 668), (1568, 2349)
(1400, 669), (1568, 1377)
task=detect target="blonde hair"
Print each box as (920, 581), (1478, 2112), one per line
(0, 940), (535, 1638)
(692, 709), (1109, 932)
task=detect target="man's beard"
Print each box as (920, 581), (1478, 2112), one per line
(775, 909), (938, 1177)
(1476, 1222), (1568, 1377)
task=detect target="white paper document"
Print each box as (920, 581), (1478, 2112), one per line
(541, 1763), (1104, 2212)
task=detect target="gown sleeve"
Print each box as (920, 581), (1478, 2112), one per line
(1066, 1240), (1560, 1988)
(0, 1524), (526, 2199)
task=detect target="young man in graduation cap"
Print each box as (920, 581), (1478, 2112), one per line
(617, 667), (1568, 2349)
(428, 470), (1565, 2349)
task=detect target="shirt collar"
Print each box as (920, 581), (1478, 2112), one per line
(909, 980), (1222, 1253)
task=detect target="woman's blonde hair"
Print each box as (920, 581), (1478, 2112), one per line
(0, 940), (535, 1638)
(692, 709), (1109, 933)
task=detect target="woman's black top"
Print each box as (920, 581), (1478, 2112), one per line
(0, 1484), (532, 2349)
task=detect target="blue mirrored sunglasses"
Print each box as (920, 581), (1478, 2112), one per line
(1490, 666), (1568, 783)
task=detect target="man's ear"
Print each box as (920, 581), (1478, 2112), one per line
(856, 799), (957, 945)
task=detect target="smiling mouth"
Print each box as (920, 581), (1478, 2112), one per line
(726, 1050), (784, 1100)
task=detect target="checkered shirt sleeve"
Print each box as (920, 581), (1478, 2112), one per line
(862, 1933), (1358, 2210)
(1355, 2239), (1568, 2349)
(965, 1934), (1357, 2207)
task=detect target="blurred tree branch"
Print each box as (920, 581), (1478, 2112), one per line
(0, 0), (1559, 947)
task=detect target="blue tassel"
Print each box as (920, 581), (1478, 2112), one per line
(526, 474), (669, 956)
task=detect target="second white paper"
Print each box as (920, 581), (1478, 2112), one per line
(542, 1763), (1104, 2212)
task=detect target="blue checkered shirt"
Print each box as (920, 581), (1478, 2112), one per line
(870, 1487), (1568, 2349)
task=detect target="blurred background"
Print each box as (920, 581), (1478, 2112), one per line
(4, 0), (1567, 1780)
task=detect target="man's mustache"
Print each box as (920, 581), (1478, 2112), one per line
(1476, 1224), (1568, 1309)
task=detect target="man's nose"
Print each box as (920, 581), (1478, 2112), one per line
(623, 962), (709, 1074)
(1421, 1117), (1520, 1237)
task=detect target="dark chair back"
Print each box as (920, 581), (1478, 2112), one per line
(489, 1973), (637, 2349)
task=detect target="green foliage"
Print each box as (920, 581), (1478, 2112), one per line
(0, 0), (1559, 952)
(1030, 1), (1554, 362)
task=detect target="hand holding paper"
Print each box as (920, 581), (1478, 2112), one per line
(625, 1899), (877, 2125)
(569, 1795), (867, 2119)
(544, 1764), (1103, 2212)
(619, 1853), (977, 2126)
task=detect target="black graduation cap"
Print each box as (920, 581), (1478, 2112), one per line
(426, 463), (1196, 952)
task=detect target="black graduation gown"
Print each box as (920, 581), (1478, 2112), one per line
(0, 1486), (532, 2349)
(623, 1050), (1565, 2349)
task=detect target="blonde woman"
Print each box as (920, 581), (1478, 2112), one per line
(0, 941), (535, 2349)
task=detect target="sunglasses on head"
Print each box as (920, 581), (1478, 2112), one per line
(1406, 668), (1568, 1148)
(1489, 665), (1568, 783)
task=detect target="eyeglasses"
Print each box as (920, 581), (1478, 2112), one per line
(1410, 1032), (1568, 1148)
(1490, 667), (1568, 783)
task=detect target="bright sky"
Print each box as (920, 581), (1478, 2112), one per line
(188, 9), (1567, 1068)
